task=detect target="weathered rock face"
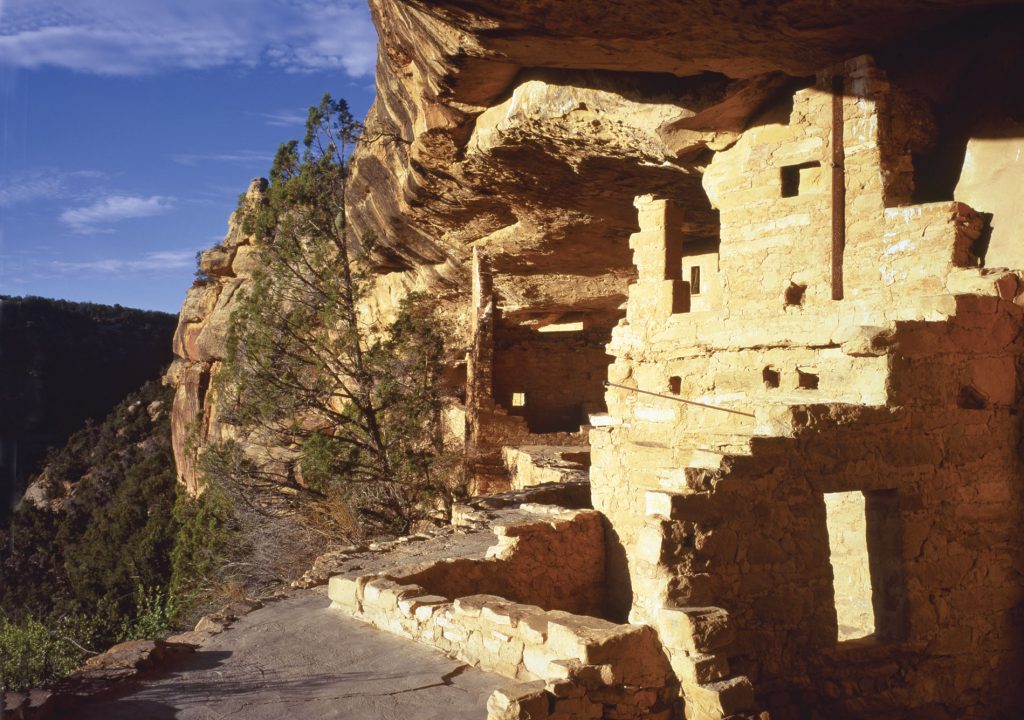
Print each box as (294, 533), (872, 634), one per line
(166, 180), (266, 494)
(170, 2), (1024, 718)
(348, 1), (1024, 292)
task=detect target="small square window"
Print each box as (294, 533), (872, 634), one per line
(797, 369), (819, 390)
(511, 392), (526, 407)
(780, 161), (821, 198)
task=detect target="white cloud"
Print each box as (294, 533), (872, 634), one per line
(48, 250), (197, 274)
(171, 150), (272, 166)
(59, 194), (174, 234)
(0, 0), (377, 77)
(0, 168), (103, 207)
(257, 109), (309, 128)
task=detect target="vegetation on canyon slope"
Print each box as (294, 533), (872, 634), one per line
(0, 295), (176, 520)
(0, 381), (230, 690)
(0, 94), (459, 692)
(202, 94), (460, 539)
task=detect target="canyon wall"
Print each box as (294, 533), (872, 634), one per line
(0, 297), (175, 517)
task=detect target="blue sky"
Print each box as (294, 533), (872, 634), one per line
(0, 0), (378, 312)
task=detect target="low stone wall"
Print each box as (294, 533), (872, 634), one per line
(329, 507), (763, 720)
(396, 510), (604, 618)
(331, 508), (665, 718)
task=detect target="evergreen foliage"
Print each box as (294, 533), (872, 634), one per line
(0, 294), (176, 520)
(207, 93), (458, 534)
(0, 380), (228, 690)
(0, 380), (178, 621)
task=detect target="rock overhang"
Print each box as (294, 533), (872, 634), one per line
(349, 2), (1024, 316)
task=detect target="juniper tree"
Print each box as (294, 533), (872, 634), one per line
(207, 94), (455, 534)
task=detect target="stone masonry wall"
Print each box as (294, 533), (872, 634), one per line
(492, 326), (613, 434)
(328, 508), (709, 719)
(398, 507), (607, 618)
(590, 55), (1024, 719)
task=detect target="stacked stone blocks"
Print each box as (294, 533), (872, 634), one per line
(329, 509), (690, 719)
(590, 55), (1024, 718)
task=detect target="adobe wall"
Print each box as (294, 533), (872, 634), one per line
(590, 56), (1024, 719)
(492, 325), (613, 434)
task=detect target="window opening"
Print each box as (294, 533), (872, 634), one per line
(689, 266), (702, 295)
(511, 392), (526, 407)
(825, 490), (905, 643)
(785, 283), (807, 307)
(780, 161), (822, 198)
(825, 491), (874, 641)
(797, 369), (819, 390)
(957, 385), (987, 409)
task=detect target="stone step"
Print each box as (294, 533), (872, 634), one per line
(644, 490), (715, 521)
(621, 439), (675, 468)
(686, 447), (732, 470)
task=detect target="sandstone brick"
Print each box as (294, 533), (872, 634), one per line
(523, 646), (560, 678)
(362, 579), (403, 609)
(399, 594), (447, 618)
(683, 676), (755, 717)
(658, 607), (735, 654)
(487, 681), (550, 720)
(670, 652), (730, 685)
(327, 576), (360, 610)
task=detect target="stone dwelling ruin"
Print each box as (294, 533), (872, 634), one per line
(169, 2), (1024, 718)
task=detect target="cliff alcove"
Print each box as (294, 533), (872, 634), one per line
(169, 3), (1024, 719)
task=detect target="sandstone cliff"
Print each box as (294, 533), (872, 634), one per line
(165, 181), (266, 494)
(168, 3), (1024, 718)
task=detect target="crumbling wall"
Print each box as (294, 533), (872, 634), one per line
(397, 508), (607, 618)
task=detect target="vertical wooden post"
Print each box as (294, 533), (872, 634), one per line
(465, 246), (494, 458)
(831, 74), (846, 301)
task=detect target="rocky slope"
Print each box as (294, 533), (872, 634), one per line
(0, 297), (176, 518)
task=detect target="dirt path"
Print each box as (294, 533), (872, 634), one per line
(74, 588), (506, 720)
(65, 500), (563, 719)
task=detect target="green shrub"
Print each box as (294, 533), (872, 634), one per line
(0, 614), (102, 691)
(117, 585), (178, 642)
(0, 380), (217, 689)
(169, 485), (236, 607)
